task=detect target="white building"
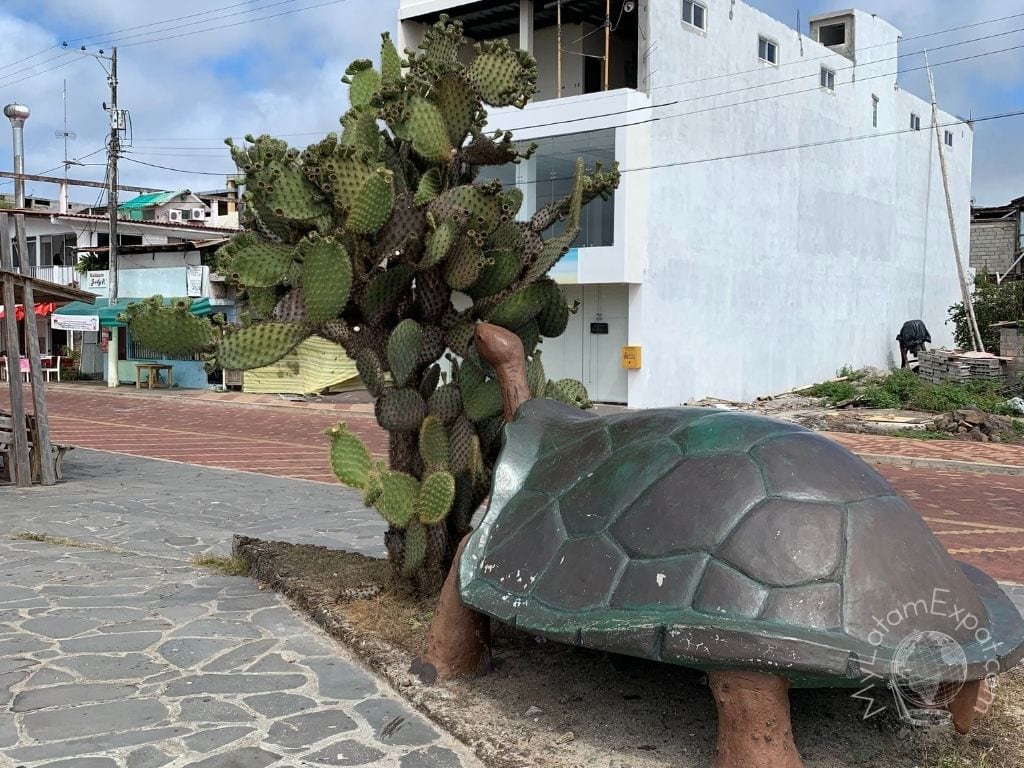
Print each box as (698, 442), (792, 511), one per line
(398, 0), (973, 406)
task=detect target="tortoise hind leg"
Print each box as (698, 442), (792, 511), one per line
(946, 678), (993, 735)
(708, 670), (805, 768)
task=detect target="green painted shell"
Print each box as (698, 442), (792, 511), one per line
(459, 401), (1024, 687)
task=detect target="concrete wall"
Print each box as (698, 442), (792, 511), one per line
(395, 0), (974, 406)
(970, 219), (1019, 274)
(630, 3), (972, 405)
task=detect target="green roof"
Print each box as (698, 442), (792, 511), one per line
(54, 297), (213, 328)
(118, 191), (189, 211)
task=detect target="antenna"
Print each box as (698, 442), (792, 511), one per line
(53, 80), (78, 179)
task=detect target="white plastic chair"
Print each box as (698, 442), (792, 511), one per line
(42, 356), (62, 382)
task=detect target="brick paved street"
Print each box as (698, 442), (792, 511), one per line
(4, 384), (1020, 584)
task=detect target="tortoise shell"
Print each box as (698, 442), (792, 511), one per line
(458, 401), (1024, 686)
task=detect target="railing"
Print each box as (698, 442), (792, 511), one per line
(126, 335), (202, 362)
(24, 265), (78, 287)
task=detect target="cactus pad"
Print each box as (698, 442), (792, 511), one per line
(466, 40), (537, 108)
(219, 322), (306, 370)
(418, 415), (450, 472)
(535, 279), (569, 337)
(363, 264), (414, 322)
(229, 240), (296, 287)
(375, 387), (427, 432)
(328, 424), (372, 489)
(346, 168), (395, 235)
(343, 59), (381, 109)
(300, 238), (352, 325)
(126, 303), (217, 358)
(387, 319), (423, 388)
(402, 518), (428, 576)
(403, 96), (453, 164)
(415, 471), (456, 524)
(428, 383), (463, 425)
(463, 379), (503, 422)
(378, 470), (419, 528)
(355, 349), (386, 397)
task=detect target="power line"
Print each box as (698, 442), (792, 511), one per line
(121, 156), (238, 176)
(61, 0), (297, 45)
(646, 10), (1024, 94)
(128, 17), (1024, 146)
(116, 0), (351, 49)
(0, 55), (85, 91)
(505, 108), (1024, 186)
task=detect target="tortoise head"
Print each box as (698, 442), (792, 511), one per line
(474, 323), (524, 370)
(474, 323), (531, 422)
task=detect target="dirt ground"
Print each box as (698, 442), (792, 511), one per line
(235, 537), (1024, 768)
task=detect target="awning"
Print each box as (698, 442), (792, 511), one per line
(52, 297), (214, 328)
(243, 335), (363, 395)
(0, 302), (57, 321)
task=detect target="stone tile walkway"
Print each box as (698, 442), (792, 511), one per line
(1, 450), (477, 768)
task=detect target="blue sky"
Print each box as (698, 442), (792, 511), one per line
(0, 0), (1020, 205)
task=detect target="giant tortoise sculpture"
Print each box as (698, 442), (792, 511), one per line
(416, 324), (1024, 768)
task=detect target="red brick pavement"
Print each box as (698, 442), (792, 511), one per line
(3, 385), (1022, 582)
(826, 431), (1024, 469)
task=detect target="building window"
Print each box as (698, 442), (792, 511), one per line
(758, 36), (778, 65)
(818, 23), (846, 46)
(820, 67), (835, 92)
(682, 0), (707, 31)
(910, 113), (921, 131)
(944, 130), (954, 148)
(872, 95), (879, 128)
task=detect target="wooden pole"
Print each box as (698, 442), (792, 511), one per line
(0, 212), (32, 486)
(925, 52), (984, 352)
(16, 214), (55, 485)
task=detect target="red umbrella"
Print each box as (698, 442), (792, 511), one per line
(0, 302), (57, 320)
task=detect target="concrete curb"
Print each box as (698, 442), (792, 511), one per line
(860, 453), (1024, 476)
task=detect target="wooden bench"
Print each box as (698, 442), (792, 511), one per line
(0, 411), (73, 483)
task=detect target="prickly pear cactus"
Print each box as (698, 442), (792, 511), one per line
(124, 16), (620, 591)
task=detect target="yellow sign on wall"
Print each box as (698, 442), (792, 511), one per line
(621, 346), (642, 369)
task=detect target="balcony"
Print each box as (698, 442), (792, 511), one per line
(400, 0), (647, 103)
(23, 265), (79, 288)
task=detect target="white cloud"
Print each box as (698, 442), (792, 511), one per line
(0, 0), (1019, 205)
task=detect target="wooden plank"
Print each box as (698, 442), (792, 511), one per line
(16, 214), (55, 485)
(0, 171), (161, 193)
(0, 213), (32, 486)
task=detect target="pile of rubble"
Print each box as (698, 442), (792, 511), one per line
(930, 409), (1019, 443)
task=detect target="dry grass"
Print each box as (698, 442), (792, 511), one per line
(192, 554), (250, 576)
(925, 667), (1024, 768)
(343, 591), (435, 656)
(10, 531), (132, 554)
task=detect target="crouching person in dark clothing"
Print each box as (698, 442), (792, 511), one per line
(897, 320), (931, 369)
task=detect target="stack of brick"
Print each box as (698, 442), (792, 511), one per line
(917, 349), (1005, 384)
(997, 322), (1023, 382)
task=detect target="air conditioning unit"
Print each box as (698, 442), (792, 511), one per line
(191, 208), (206, 220)
(167, 209), (183, 222)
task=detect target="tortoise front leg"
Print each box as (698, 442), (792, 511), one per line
(708, 670), (805, 768)
(411, 534), (491, 683)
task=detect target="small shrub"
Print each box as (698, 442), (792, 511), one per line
(803, 380), (857, 403)
(948, 272), (1024, 353)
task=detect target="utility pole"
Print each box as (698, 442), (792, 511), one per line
(924, 51), (984, 353)
(107, 47), (119, 304)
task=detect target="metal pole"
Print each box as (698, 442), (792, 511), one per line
(604, 0), (611, 91)
(16, 214), (55, 485)
(0, 212), (32, 486)
(106, 48), (121, 388)
(108, 47), (119, 305)
(924, 52), (984, 352)
(556, 0), (563, 97)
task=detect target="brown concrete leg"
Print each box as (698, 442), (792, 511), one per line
(946, 678), (989, 735)
(708, 670), (804, 768)
(410, 534), (491, 684)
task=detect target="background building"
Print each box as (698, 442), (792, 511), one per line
(399, 0), (974, 406)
